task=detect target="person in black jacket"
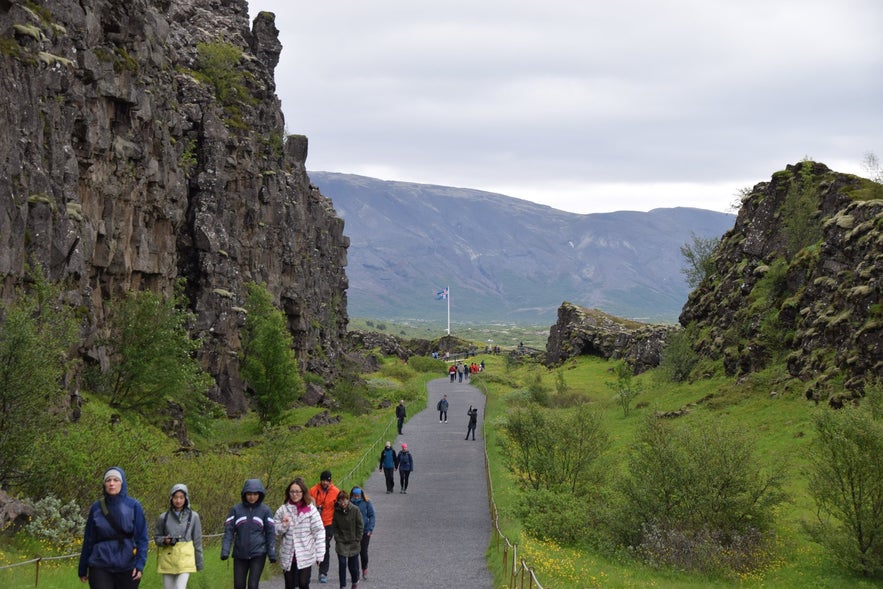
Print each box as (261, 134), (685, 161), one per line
(221, 479), (276, 589)
(395, 400), (406, 434)
(466, 406), (479, 441)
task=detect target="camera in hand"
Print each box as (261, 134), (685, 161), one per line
(168, 537), (179, 546)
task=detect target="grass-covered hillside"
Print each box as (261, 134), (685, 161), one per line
(479, 353), (883, 588)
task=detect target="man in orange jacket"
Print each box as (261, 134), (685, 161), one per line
(309, 470), (339, 583)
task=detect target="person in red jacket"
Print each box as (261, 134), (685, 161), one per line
(309, 470), (339, 584)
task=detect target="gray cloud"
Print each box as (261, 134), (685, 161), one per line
(249, 0), (883, 213)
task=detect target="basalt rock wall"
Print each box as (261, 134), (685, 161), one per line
(0, 0), (349, 414)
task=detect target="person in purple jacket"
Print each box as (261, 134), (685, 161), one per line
(78, 466), (149, 588)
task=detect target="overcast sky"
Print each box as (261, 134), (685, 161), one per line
(247, 1), (882, 214)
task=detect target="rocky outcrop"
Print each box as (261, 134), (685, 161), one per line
(545, 302), (677, 372)
(680, 161), (883, 400)
(0, 1), (349, 414)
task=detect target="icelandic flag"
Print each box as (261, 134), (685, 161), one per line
(436, 287), (449, 300)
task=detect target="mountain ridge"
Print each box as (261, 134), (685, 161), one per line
(309, 171), (735, 325)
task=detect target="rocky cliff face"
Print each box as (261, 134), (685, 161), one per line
(0, 0), (349, 413)
(680, 161), (882, 400)
(545, 302), (676, 372)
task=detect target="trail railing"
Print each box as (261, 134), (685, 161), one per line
(474, 379), (545, 589)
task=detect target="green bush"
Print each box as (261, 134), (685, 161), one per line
(517, 488), (593, 545)
(23, 495), (85, 552)
(659, 326), (699, 383)
(407, 355), (446, 374)
(808, 382), (883, 577)
(616, 416), (786, 574)
(498, 403), (609, 493)
(0, 266), (77, 488)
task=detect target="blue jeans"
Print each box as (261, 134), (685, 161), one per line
(337, 554), (359, 587)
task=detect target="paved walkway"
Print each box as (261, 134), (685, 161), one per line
(265, 376), (494, 588)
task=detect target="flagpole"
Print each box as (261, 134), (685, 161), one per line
(447, 286), (451, 335)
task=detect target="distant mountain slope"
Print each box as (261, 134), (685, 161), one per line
(310, 171), (735, 324)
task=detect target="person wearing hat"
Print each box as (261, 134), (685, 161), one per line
(154, 483), (204, 588)
(221, 479), (276, 589)
(309, 470), (339, 583)
(348, 487), (375, 581)
(397, 443), (414, 494)
(332, 490), (363, 589)
(378, 441), (398, 494)
(78, 466), (149, 587)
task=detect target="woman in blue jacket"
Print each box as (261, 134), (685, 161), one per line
(221, 479), (276, 589)
(78, 466), (149, 588)
(349, 487), (375, 581)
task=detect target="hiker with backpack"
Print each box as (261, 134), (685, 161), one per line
(154, 483), (204, 589)
(78, 466), (149, 587)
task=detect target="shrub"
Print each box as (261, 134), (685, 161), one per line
(808, 381), (883, 577)
(0, 265), (77, 488)
(616, 416), (786, 574)
(659, 326), (699, 383)
(606, 361), (641, 416)
(517, 488), (593, 545)
(680, 232), (719, 288)
(498, 403), (609, 493)
(24, 495), (85, 552)
(407, 355), (446, 374)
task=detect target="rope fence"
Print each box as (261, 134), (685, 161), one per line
(475, 379), (545, 589)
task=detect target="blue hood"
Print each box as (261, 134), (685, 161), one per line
(241, 478), (266, 503)
(103, 466), (128, 499)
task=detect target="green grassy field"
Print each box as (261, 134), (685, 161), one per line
(479, 354), (880, 588)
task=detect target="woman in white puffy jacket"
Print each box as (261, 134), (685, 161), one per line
(275, 478), (326, 589)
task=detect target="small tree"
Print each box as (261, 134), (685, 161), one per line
(498, 403), (609, 493)
(680, 232), (720, 288)
(617, 416), (785, 573)
(101, 282), (213, 423)
(241, 282), (303, 425)
(0, 267), (77, 487)
(808, 381), (883, 577)
(606, 361), (641, 417)
(659, 325), (699, 383)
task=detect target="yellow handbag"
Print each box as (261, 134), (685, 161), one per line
(156, 540), (196, 574)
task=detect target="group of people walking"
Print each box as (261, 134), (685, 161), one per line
(378, 441), (414, 494)
(77, 468), (374, 589)
(78, 371), (481, 589)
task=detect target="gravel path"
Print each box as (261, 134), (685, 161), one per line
(263, 376), (494, 588)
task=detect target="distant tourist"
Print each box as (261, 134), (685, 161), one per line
(437, 394), (449, 423)
(466, 406), (479, 441)
(397, 443), (414, 494)
(379, 441), (398, 494)
(395, 399), (406, 434)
